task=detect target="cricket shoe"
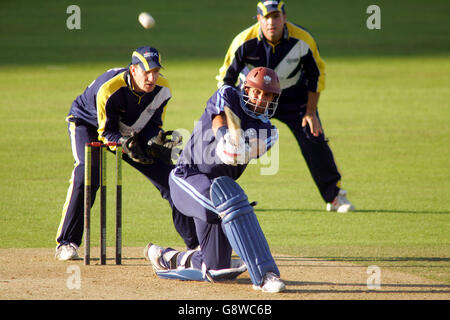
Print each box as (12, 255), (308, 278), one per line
(326, 189), (355, 213)
(253, 272), (286, 293)
(55, 243), (79, 261)
(144, 243), (179, 272)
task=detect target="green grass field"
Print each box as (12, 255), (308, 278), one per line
(0, 0), (449, 284)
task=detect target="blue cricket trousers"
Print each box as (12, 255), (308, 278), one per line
(168, 166), (233, 271)
(56, 121), (198, 249)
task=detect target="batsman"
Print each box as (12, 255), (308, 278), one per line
(55, 46), (198, 261)
(145, 67), (286, 293)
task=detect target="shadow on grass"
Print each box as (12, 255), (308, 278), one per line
(271, 256), (450, 295)
(233, 278), (450, 294)
(275, 256), (450, 269)
(282, 280), (450, 294)
(275, 256), (450, 263)
(255, 208), (450, 214)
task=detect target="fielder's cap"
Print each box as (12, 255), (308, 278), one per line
(131, 46), (162, 71)
(256, 0), (286, 17)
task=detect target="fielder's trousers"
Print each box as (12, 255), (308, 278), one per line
(274, 106), (341, 203)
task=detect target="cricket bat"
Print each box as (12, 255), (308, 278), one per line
(224, 106), (242, 147)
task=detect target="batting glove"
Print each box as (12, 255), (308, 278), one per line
(216, 132), (250, 166)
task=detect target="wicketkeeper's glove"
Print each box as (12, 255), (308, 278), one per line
(119, 132), (154, 164)
(146, 130), (183, 165)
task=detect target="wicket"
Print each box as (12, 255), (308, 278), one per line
(84, 142), (122, 265)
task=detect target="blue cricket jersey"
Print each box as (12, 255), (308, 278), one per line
(177, 85), (278, 180)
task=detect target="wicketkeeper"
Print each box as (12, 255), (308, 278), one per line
(55, 46), (198, 261)
(145, 67), (285, 293)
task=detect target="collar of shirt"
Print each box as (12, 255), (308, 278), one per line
(124, 68), (133, 89)
(124, 67), (147, 99)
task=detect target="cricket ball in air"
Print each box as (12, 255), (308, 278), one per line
(138, 12), (155, 29)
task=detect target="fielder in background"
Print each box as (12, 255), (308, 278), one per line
(217, 1), (355, 212)
(55, 46), (198, 261)
(145, 67), (285, 293)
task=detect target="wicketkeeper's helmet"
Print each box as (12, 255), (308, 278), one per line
(240, 67), (281, 121)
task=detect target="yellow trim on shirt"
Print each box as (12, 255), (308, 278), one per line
(96, 71), (127, 143)
(216, 23), (260, 87)
(156, 73), (170, 90)
(217, 21), (326, 92)
(285, 22), (326, 92)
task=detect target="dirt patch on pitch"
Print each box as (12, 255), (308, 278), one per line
(0, 248), (448, 300)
